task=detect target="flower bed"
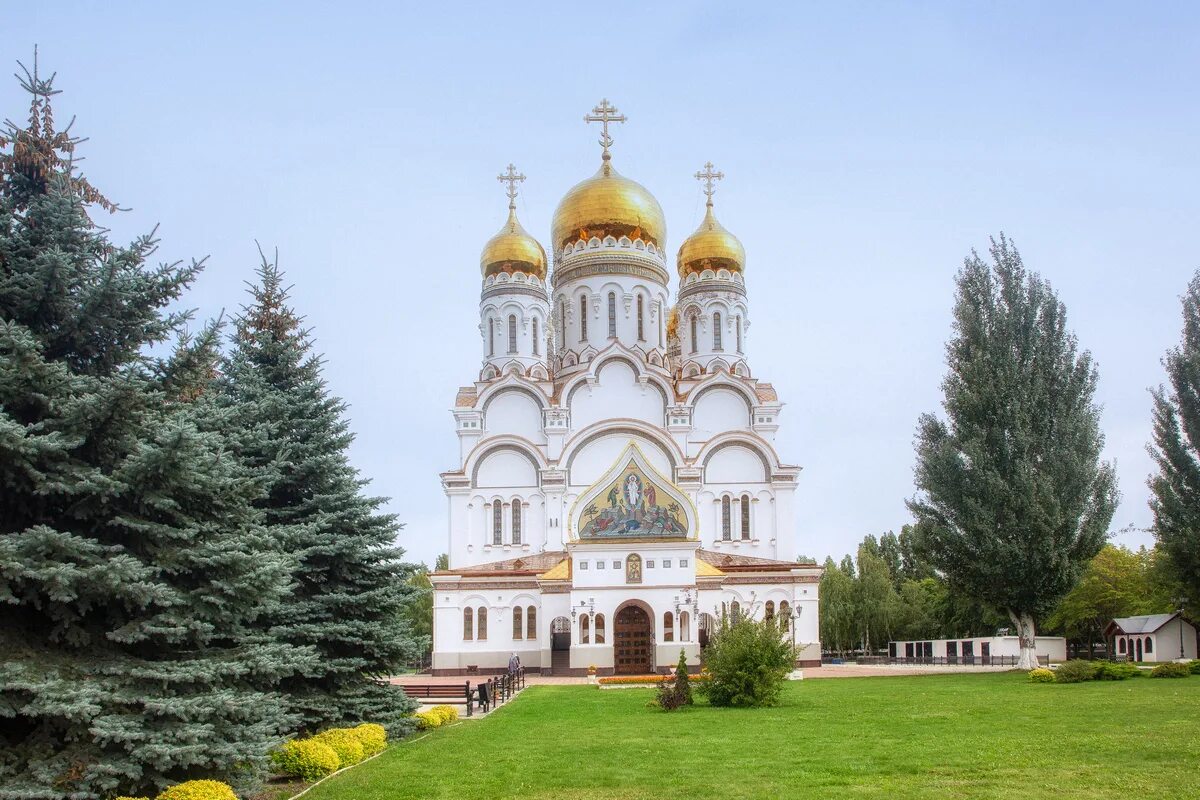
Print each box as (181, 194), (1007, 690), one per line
(598, 674), (711, 686)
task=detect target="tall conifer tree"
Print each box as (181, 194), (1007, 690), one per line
(1149, 270), (1200, 606)
(219, 254), (419, 733)
(908, 235), (1117, 669)
(0, 59), (307, 798)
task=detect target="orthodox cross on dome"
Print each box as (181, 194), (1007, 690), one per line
(584, 98), (627, 161)
(497, 163), (526, 210)
(695, 161), (724, 207)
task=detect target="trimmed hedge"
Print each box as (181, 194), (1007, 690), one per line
(1189, 660), (1200, 675)
(1054, 660), (1100, 684)
(1150, 662), (1191, 679)
(155, 781), (238, 800)
(271, 738), (341, 782)
(312, 728), (365, 768)
(1094, 661), (1142, 681)
(414, 705), (460, 730)
(1028, 668), (1055, 683)
(353, 723), (388, 757)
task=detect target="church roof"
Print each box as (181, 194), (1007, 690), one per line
(435, 551), (568, 578)
(696, 549), (807, 573)
(1106, 612), (1191, 635)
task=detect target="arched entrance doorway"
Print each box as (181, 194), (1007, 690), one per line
(614, 604), (653, 674)
(550, 616), (571, 676)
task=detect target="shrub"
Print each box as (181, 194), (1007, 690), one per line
(653, 651), (694, 711)
(1150, 662), (1191, 679)
(352, 723), (388, 757)
(413, 711), (441, 730)
(312, 729), (365, 768)
(1027, 668), (1055, 683)
(270, 738), (340, 781)
(1094, 661), (1142, 681)
(1054, 659), (1100, 684)
(155, 781), (238, 800)
(697, 614), (794, 708)
(429, 705), (458, 725)
(1189, 660), (1200, 675)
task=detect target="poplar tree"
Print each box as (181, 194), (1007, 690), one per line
(0, 59), (305, 798)
(1149, 270), (1200, 605)
(908, 235), (1117, 670)
(219, 254), (419, 734)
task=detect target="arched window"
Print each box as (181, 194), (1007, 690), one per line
(680, 611), (690, 642)
(735, 315), (743, 353)
(663, 611), (675, 642)
(690, 314), (698, 354)
(511, 501), (522, 545)
(527, 606), (537, 639)
(607, 292), (617, 337)
(595, 613), (605, 644)
(721, 497), (732, 541)
(512, 606), (523, 640)
(477, 607), (488, 640)
(581, 614), (591, 644)
(532, 317), (540, 355)
(580, 295), (588, 341)
(1145, 637), (1153, 654)
(765, 600), (775, 620)
(740, 494), (751, 540)
(713, 312), (723, 351)
(507, 314), (518, 354)
(1118, 638), (1126, 654)
(779, 601), (791, 635)
(492, 500), (503, 545)
(559, 301), (566, 347)
(463, 607), (473, 640)
(637, 295), (645, 341)
(731, 600), (741, 622)
(657, 300), (664, 346)
(488, 318), (495, 356)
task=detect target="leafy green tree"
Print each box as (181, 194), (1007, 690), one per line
(0, 61), (305, 798)
(1047, 545), (1163, 657)
(698, 615), (793, 707)
(218, 254), (421, 734)
(1149, 270), (1200, 606)
(878, 531), (904, 589)
(819, 556), (856, 656)
(908, 235), (1118, 669)
(897, 524), (935, 582)
(854, 543), (899, 653)
(893, 578), (946, 641)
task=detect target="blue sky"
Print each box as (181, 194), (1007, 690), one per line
(7, 2), (1198, 568)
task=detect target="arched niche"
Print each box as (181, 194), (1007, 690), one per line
(569, 359), (666, 431)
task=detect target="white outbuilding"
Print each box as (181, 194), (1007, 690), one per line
(888, 636), (1067, 665)
(1104, 613), (1198, 663)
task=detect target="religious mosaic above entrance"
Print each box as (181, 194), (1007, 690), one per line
(571, 443), (695, 541)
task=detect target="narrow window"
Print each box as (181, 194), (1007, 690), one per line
(740, 494), (751, 540)
(511, 501), (522, 545)
(581, 614), (590, 644)
(1145, 637), (1153, 654)
(488, 318), (495, 356)
(637, 295), (645, 340)
(559, 301), (566, 347)
(765, 600), (775, 619)
(477, 607), (488, 640)
(532, 318), (540, 355)
(463, 607), (473, 640)
(713, 311), (723, 351)
(721, 497), (732, 541)
(513, 606), (523, 640)
(595, 613), (605, 644)
(580, 295), (588, 341)
(663, 612), (674, 642)
(779, 600), (791, 634)
(657, 300), (663, 346)
(527, 606), (537, 639)
(507, 314), (517, 354)
(680, 611), (690, 642)
(607, 292), (616, 337)
(690, 314), (698, 354)
(736, 315), (743, 353)
(730, 601), (741, 622)
(1119, 638), (1126, 654)
(492, 500), (503, 545)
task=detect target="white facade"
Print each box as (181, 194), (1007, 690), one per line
(889, 636), (1067, 665)
(1107, 614), (1198, 663)
(432, 125), (818, 676)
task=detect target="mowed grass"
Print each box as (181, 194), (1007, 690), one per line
(304, 672), (1200, 800)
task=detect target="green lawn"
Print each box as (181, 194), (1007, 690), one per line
(304, 673), (1200, 800)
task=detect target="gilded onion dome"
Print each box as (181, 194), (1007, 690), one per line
(480, 205), (547, 279)
(678, 161), (744, 277)
(551, 159), (667, 253)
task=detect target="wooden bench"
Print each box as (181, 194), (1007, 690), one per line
(399, 682), (475, 716)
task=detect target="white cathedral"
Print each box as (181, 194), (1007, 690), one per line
(431, 101), (821, 676)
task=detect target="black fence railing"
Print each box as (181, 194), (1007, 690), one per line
(851, 655), (1033, 667)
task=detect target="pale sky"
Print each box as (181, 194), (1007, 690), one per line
(7, 2), (1198, 569)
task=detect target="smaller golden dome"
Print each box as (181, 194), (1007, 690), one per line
(480, 206), (547, 279)
(677, 202), (745, 277)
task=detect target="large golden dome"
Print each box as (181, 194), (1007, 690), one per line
(480, 206), (547, 279)
(551, 160), (666, 253)
(677, 202), (745, 277)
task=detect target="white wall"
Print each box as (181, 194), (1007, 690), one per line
(569, 359), (666, 431)
(692, 388), (752, 436)
(483, 390), (545, 443)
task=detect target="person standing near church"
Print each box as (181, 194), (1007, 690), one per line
(508, 652), (520, 676)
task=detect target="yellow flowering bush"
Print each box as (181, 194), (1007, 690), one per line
(414, 710), (442, 730)
(352, 723), (388, 757)
(312, 728), (365, 769)
(114, 796), (150, 800)
(430, 705), (459, 725)
(270, 738), (341, 781)
(1028, 668), (1055, 684)
(155, 781), (238, 800)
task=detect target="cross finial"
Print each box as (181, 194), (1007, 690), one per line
(584, 98), (627, 161)
(695, 161), (724, 207)
(497, 163), (526, 210)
